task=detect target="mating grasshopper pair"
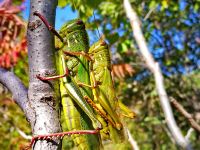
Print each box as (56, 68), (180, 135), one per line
(28, 12), (135, 150)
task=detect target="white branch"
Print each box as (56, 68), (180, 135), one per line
(123, 0), (192, 149)
(185, 128), (194, 141)
(127, 129), (139, 150)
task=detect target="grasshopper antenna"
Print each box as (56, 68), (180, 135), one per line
(93, 11), (101, 39)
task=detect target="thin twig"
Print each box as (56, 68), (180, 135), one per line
(16, 127), (32, 140)
(144, 5), (157, 21)
(170, 97), (200, 133)
(185, 128), (194, 141)
(127, 129), (139, 150)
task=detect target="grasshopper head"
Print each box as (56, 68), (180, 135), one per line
(59, 19), (85, 38)
(59, 19), (89, 52)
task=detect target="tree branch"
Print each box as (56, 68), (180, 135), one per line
(185, 128), (194, 141)
(170, 97), (200, 133)
(123, 0), (192, 149)
(0, 67), (35, 125)
(143, 5), (157, 21)
(16, 127), (32, 140)
(27, 0), (61, 149)
(127, 129), (139, 150)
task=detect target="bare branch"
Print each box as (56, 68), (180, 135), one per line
(0, 67), (35, 125)
(127, 129), (139, 150)
(170, 97), (200, 133)
(143, 5), (157, 21)
(185, 128), (194, 141)
(16, 127), (32, 140)
(123, 0), (192, 149)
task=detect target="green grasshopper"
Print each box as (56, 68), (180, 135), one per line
(88, 39), (128, 143)
(57, 51), (102, 149)
(34, 12), (102, 150)
(67, 37), (136, 143)
(56, 19), (105, 149)
(89, 39), (136, 121)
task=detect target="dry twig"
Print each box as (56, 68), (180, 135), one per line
(170, 97), (200, 133)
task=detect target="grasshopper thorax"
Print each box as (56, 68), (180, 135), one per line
(89, 39), (112, 71)
(89, 40), (108, 54)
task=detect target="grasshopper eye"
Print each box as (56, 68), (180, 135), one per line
(100, 41), (107, 46)
(76, 20), (84, 25)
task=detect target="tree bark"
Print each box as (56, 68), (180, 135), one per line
(0, 68), (35, 126)
(27, 0), (61, 149)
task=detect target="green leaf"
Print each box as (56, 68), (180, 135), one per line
(149, 1), (157, 9)
(58, 0), (68, 8)
(161, 0), (168, 9)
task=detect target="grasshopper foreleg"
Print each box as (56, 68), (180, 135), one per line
(78, 82), (97, 88)
(77, 71), (100, 89)
(64, 51), (93, 61)
(36, 69), (69, 81)
(77, 81), (101, 89)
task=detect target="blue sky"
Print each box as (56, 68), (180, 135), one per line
(22, 0), (77, 30)
(22, 0), (99, 44)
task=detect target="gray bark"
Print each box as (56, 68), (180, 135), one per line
(0, 68), (35, 126)
(27, 0), (61, 149)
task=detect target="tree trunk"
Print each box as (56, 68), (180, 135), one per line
(27, 0), (62, 149)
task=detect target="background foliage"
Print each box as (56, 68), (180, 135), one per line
(0, 0), (199, 149)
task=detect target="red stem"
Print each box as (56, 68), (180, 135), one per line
(25, 130), (99, 150)
(33, 11), (64, 43)
(36, 69), (69, 81)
